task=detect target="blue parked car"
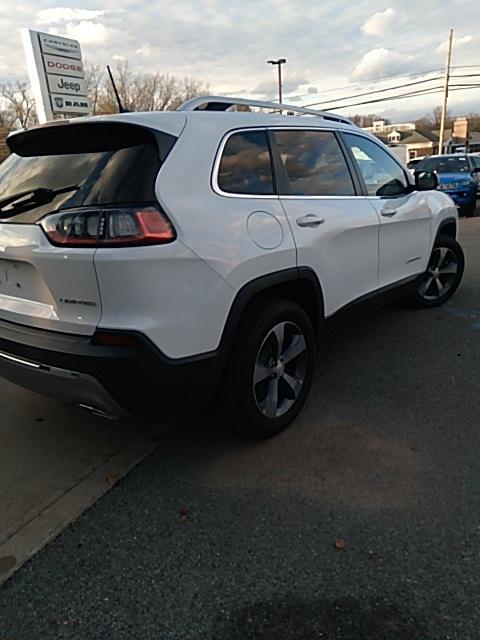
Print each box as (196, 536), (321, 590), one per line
(415, 154), (480, 217)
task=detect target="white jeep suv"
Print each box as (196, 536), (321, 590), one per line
(0, 96), (464, 437)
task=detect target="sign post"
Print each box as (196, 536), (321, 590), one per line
(22, 28), (90, 124)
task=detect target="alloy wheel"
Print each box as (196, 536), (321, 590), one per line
(252, 321), (308, 419)
(418, 246), (459, 301)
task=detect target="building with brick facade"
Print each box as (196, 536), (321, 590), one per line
(363, 117), (480, 160)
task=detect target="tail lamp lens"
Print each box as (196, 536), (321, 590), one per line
(39, 206), (176, 247)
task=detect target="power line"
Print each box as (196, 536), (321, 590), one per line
(289, 67), (445, 99)
(284, 67), (480, 107)
(314, 83), (478, 112)
(303, 73), (479, 111)
(451, 73), (480, 78)
(303, 76), (443, 108)
(451, 64), (480, 70)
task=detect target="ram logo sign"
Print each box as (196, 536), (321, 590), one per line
(22, 28), (90, 122)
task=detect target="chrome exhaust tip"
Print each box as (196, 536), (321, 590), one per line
(78, 403), (119, 420)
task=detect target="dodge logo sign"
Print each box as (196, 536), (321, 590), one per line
(43, 54), (85, 78)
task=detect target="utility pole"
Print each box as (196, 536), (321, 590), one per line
(438, 29), (453, 155)
(267, 58), (286, 112)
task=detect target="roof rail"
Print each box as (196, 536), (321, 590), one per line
(177, 95), (353, 125)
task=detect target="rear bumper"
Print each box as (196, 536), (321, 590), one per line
(0, 349), (126, 418)
(0, 319), (224, 418)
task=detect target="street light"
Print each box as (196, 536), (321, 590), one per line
(267, 58), (286, 109)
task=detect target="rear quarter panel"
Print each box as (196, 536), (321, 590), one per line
(155, 117), (297, 290)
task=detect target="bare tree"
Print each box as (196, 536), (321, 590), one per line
(466, 112), (480, 131)
(350, 113), (391, 127)
(432, 106), (443, 129)
(0, 80), (37, 129)
(94, 63), (209, 114)
(415, 107), (452, 132)
(85, 63), (104, 115)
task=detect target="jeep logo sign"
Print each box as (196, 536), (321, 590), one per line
(47, 74), (87, 96)
(22, 28), (90, 122)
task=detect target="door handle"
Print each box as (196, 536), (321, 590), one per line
(296, 214), (325, 228)
(381, 209), (397, 217)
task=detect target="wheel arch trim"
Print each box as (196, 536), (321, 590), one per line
(219, 267), (325, 352)
(435, 216), (458, 242)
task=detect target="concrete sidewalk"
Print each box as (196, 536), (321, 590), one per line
(0, 385), (176, 583)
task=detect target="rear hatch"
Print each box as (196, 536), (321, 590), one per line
(0, 117), (180, 335)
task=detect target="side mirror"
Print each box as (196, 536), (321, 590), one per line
(472, 167), (480, 174)
(415, 170), (438, 191)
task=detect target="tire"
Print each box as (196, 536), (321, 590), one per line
(460, 198), (476, 217)
(223, 298), (316, 438)
(407, 235), (464, 309)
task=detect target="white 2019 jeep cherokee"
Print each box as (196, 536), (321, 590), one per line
(0, 96), (464, 437)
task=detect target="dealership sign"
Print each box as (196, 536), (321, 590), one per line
(22, 28), (90, 123)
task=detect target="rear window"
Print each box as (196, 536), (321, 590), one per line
(0, 122), (175, 223)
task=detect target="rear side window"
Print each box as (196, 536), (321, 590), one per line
(217, 131), (274, 195)
(0, 122), (174, 223)
(273, 130), (355, 196)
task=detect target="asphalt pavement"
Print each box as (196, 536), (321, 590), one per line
(0, 218), (479, 639)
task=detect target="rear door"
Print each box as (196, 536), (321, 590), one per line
(0, 223), (101, 334)
(271, 128), (380, 317)
(0, 120), (179, 334)
(342, 132), (432, 288)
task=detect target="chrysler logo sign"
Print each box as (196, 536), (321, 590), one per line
(39, 33), (81, 60)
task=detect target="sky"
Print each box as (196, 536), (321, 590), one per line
(0, 0), (479, 122)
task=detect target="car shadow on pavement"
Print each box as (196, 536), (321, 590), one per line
(215, 595), (426, 640)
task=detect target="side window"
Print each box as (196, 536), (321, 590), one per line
(343, 133), (409, 197)
(273, 130), (354, 196)
(472, 156), (480, 169)
(217, 130), (274, 195)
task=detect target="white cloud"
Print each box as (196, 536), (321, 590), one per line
(37, 8), (105, 24)
(65, 21), (111, 45)
(113, 54), (126, 61)
(1, 0), (479, 120)
(362, 8), (395, 36)
(437, 34), (473, 53)
(352, 48), (414, 80)
(252, 76), (308, 98)
(135, 43), (153, 57)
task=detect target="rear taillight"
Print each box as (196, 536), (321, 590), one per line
(39, 206), (176, 247)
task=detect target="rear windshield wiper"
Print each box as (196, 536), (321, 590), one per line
(0, 185), (78, 218)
